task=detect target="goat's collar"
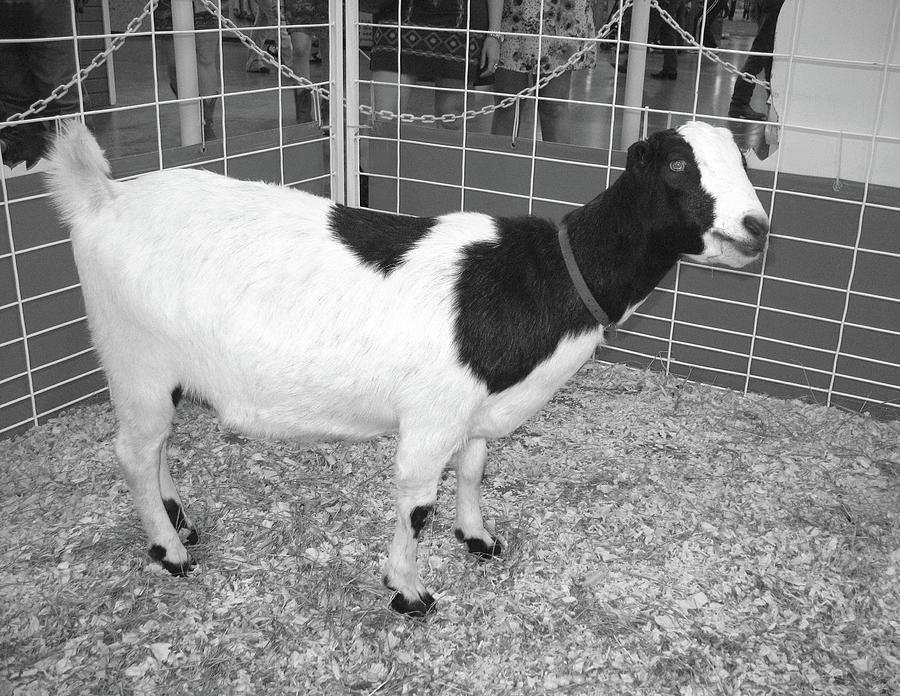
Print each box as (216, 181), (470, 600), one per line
(558, 224), (617, 339)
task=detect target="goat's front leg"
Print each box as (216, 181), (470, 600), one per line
(453, 438), (502, 559)
(117, 426), (195, 575)
(383, 430), (456, 617)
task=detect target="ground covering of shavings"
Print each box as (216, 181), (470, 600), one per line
(1, 362), (899, 695)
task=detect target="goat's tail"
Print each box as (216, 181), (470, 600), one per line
(44, 119), (116, 223)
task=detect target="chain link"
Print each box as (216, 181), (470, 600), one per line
(1, 0), (772, 129)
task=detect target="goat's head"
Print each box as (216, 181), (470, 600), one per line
(625, 121), (769, 268)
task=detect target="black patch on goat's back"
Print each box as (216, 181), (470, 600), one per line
(453, 216), (597, 394)
(328, 204), (435, 275)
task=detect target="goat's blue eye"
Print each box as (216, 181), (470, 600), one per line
(669, 159), (686, 172)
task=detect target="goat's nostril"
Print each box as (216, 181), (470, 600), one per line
(743, 214), (769, 239)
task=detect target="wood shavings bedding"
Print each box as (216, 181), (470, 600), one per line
(1, 362), (898, 695)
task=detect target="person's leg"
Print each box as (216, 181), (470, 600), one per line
(195, 30), (221, 138)
(247, 0), (275, 71)
(490, 68), (530, 137)
(371, 69), (416, 131)
(653, 14), (679, 78)
(728, 52), (766, 117)
(536, 69), (572, 144)
(23, 9), (82, 116)
(290, 29), (331, 123)
(433, 76), (465, 130)
(0, 45), (46, 168)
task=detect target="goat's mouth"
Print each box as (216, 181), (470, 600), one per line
(710, 229), (766, 259)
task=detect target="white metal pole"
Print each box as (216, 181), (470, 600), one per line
(101, 0), (117, 105)
(330, 0), (347, 204)
(343, 0), (361, 207)
(620, 0), (650, 148)
(172, 0), (202, 145)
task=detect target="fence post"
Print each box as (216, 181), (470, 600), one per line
(172, 0), (202, 146)
(620, 0), (650, 148)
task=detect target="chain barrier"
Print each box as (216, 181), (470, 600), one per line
(0, 0), (772, 130)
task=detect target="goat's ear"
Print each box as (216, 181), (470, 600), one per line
(626, 140), (652, 169)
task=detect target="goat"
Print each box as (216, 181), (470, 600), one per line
(45, 120), (768, 617)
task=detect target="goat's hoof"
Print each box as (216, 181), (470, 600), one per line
(455, 528), (503, 560)
(148, 544), (195, 576)
(389, 589), (436, 618)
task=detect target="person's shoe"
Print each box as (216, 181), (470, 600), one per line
(650, 71), (677, 80)
(728, 104), (766, 120)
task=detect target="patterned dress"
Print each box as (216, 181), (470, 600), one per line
(370, 0), (489, 82)
(499, 0), (596, 75)
(283, 0), (328, 25)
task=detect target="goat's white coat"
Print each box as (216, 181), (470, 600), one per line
(46, 120), (766, 613)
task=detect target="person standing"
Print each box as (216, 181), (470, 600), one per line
(649, 0), (687, 81)
(0, 0), (84, 169)
(490, 0), (596, 143)
(727, 0), (784, 120)
(369, 0), (502, 130)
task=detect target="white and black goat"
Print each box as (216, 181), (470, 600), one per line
(46, 120), (768, 616)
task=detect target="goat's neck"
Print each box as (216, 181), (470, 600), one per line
(562, 180), (682, 324)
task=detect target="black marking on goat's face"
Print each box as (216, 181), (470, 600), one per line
(410, 505), (434, 539)
(328, 204), (435, 275)
(171, 386), (183, 407)
(625, 129), (715, 260)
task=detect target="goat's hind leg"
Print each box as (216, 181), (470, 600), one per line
(159, 387), (199, 547)
(159, 445), (199, 547)
(115, 386), (194, 575)
(453, 438), (502, 559)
